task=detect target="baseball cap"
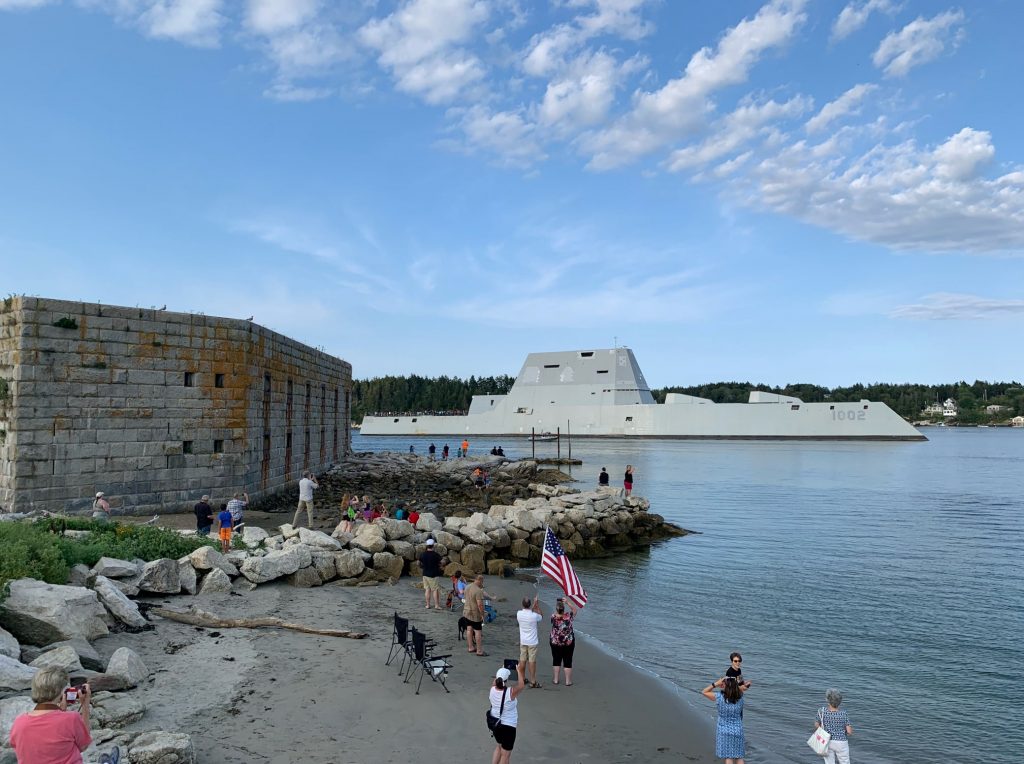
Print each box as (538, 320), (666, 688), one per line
(495, 667), (511, 681)
(95, 492), (104, 498)
(426, 539), (435, 546)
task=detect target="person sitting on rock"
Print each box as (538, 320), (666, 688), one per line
(408, 508), (421, 526)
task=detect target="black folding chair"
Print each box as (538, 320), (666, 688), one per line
(385, 613), (413, 668)
(404, 627), (452, 694)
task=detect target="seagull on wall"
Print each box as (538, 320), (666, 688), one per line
(246, 315), (254, 321)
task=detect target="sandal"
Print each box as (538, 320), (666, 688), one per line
(530, 681), (543, 688)
(475, 651), (490, 657)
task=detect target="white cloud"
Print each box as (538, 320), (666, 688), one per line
(138, 0), (224, 47)
(262, 82), (333, 101)
(448, 104), (547, 168)
(890, 293), (1024, 320)
(667, 95), (811, 172)
(736, 126), (1024, 252)
(583, 0), (808, 169)
(805, 83), (876, 133)
(360, 0), (489, 104)
(873, 9), (965, 78)
(538, 50), (644, 132)
(245, 0), (319, 35)
(831, 0), (900, 42)
(0, 0), (56, 8)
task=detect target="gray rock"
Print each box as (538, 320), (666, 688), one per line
(386, 540), (416, 560)
(0, 579), (109, 645)
(67, 564), (93, 588)
(241, 526), (269, 547)
(432, 530), (464, 552)
(466, 512), (499, 532)
(487, 528), (511, 548)
(0, 628), (17, 661)
(105, 647), (148, 688)
(378, 519), (416, 540)
(19, 638), (103, 672)
(459, 526), (491, 546)
(92, 557), (139, 578)
(93, 577), (148, 630)
(29, 645), (82, 673)
(0, 696), (34, 746)
(177, 558), (197, 595)
(0, 655), (36, 691)
(90, 690), (145, 728)
(138, 559), (180, 595)
(0, 746), (18, 764)
(460, 544), (487, 574)
(349, 524), (386, 554)
(187, 547), (238, 577)
(332, 550), (366, 579)
(297, 527), (342, 550)
(308, 550), (337, 582)
(128, 730), (195, 764)
(372, 552), (404, 580)
(197, 568), (232, 594)
(239, 547), (304, 584)
(285, 567), (323, 588)
(278, 523), (300, 539)
(107, 574), (141, 598)
(415, 513), (443, 532)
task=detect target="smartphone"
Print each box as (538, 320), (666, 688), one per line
(64, 686), (79, 704)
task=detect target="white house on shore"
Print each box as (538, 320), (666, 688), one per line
(986, 404), (1009, 414)
(923, 399), (959, 418)
(1013, 416), (1024, 428)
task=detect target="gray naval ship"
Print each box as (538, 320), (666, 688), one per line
(360, 348), (926, 441)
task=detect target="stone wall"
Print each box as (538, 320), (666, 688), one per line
(0, 297), (352, 515)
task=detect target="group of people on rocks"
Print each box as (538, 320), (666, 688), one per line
(597, 464), (635, 496)
(336, 493), (421, 533)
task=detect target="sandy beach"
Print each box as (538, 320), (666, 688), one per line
(93, 572), (716, 763)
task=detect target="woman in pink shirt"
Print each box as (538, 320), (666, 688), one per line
(9, 666), (96, 764)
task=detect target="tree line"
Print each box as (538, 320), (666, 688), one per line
(351, 375), (1024, 423)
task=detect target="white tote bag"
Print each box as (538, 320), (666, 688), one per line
(807, 708), (832, 756)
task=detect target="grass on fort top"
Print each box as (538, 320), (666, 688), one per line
(0, 517), (226, 600)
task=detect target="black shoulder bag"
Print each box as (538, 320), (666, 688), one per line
(486, 687), (507, 734)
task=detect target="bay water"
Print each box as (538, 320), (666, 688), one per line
(353, 429), (1024, 762)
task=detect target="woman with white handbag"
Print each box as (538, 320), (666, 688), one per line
(810, 688), (854, 763)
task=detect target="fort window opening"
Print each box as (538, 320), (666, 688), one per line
(184, 372), (194, 387)
(182, 440), (193, 454)
(214, 373), (224, 388)
(213, 439), (224, 453)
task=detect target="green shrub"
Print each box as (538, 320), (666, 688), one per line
(0, 519), (218, 599)
(52, 316), (78, 329)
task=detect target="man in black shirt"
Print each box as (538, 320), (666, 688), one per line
(194, 495), (214, 536)
(420, 538), (444, 609)
(598, 467), (609, 487)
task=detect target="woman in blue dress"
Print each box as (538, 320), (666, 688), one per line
(702, 676), (749, 764)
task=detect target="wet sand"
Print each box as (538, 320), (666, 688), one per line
(97, 573), (716, 763)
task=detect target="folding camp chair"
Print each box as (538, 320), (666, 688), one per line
(385, 612), (414, 669)
(404, 627), (452, 694)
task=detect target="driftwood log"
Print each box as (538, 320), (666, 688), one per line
(152, 606), (368, 639)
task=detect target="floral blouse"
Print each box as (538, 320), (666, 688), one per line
(549, 612), (575, 646)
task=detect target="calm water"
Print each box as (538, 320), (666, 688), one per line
(353, 430), (1024, 762)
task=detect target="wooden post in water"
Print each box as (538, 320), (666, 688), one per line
(531, 427), (536, 460)
(557, 427), (561, 461)
(567, 419), (572, 461)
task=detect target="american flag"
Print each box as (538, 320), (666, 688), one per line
(541, 527), (588, 609)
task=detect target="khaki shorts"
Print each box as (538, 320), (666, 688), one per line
(519, 643), (539, 662)
(422, 576), (441, 592)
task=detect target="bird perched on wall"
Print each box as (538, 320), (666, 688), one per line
(159, 304), (166, 310)
(246, 315), (253, 321)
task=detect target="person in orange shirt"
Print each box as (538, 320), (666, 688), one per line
(462, 438), (470, 457)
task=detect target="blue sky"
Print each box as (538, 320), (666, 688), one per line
(1, 0), (1022, 387)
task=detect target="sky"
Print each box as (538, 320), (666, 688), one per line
(0, 0), (1022, 387)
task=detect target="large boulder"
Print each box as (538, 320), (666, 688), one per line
(378, 519), (415, 540)
(129, 731), (195, 764)
(285, 567), (323, 588)
(487, 528), (511, 548)
(138, 559), (180, 595)
(93, 577), (148, 630)
(297, 527), (342, 551)
(239, 548), (304, 584)
(91, 557), (139, 578)
(509, 508), (543, 532)
(0, 579), (109, 645)
(188, 547), (238, 577)
(332, 550), (366, 579)
(386, 540), (416, 560)
(308, 550), (337, 582)
(19, 639), (102, 672)
(466, 513), (498, 533)
(460, 544), (486, 575)
(372, 552), (404, 581)
(28, 645), (82, 673)
(177, 558), (198, 595)
(415, 513), (443, 532)
(105, 647), (148, 688)
(459, 527), (491, 547)
(349, 524), (387, 554)
(0, 628), (17, 661)
(66, 564), (94, 588)
(432, 530), (463, 552)
(0, 655), (36, 691)
(197, 568), (232, 594)
(1, 696), (34, 746)
(89, 690), (145, 728)
(241, 526), (269, 548)
(278, 523), (300, 540)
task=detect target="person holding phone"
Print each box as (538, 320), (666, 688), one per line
(550, 597), (578, 686)
(488, 661), (527, 764)
(9, 667), (93, 763)
(725, 652), (752, 690)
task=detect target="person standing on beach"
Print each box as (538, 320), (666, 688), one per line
(623, 465), (634, 497)
(217, 504), (234, 553)
(488, 662), (526, 764)
(194, 495), (213, 536)
(702, 676), (749, 764)
(429, 443), (436, 461)
(293, 471), (318, 529)
(813, 689), (854, 764)
(598, 468), (609, 487)
(419, 539), (443, 609)
(462, 438), (470, 457)
(91, 492), (111, 522)
(516, 595), (544, 688)
(549, 597), (578, 685)
(442, 444), (449, 460)
(463, 574), (487, 656)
